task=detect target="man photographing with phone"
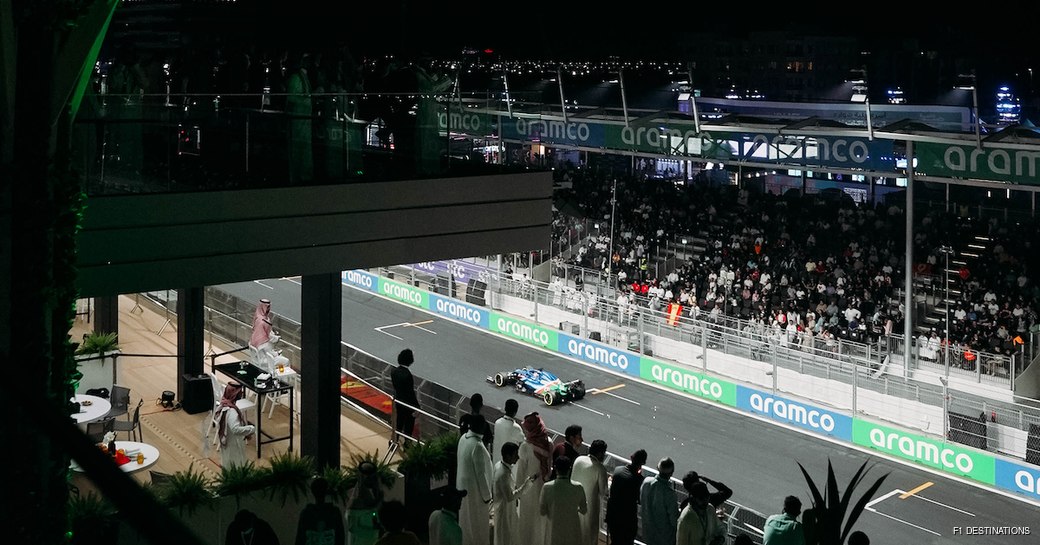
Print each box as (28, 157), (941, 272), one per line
(492, 442), (536, 545)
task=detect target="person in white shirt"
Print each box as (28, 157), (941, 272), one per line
(493, 442), (536, 545)
(570, 440), (609, 545)
(456, 417), (494, 545)
(429, 488), (466, 545)
(493, 399), (525, 464)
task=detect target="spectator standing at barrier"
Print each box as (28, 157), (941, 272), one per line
(456, 416), (493, 545)
(296, 477), (344, 545)
(571, 440), (609, 545)
(762, 496), (805, 545)
(678, 472), (732, 512)
(605, 449), (647, 545)
(517, 412), (552, 545)
(540, 456), (587, 545)
(494, 399), (525, 464)
(460, 393), (493, 450)
(550, 425), (584, 478)
(676, 482), (724, 545)
(494, 442), (536, 545)
(641, 458), (678, 545)
(375, 501), (421, 545)
(429, 488), (466, 545)
(225, 509), (279, 545)
(390, 349), (419, 440)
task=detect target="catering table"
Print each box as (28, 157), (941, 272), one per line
(71, 394), (111, 424)
(71, 441), (160, 473)
(213, 361), (294, 458)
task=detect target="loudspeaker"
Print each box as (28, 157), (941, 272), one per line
(181, 373), (213, 414)
(589, 331), (602, 342)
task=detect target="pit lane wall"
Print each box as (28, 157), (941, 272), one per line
(342, 270), (1040, 503)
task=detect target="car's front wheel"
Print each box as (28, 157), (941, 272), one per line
(494, 373), (505, 387)
(544, 391), (557, 406)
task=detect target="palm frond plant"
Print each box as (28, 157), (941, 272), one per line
(68, 491), (118, 545)
(159, 464), (214, 515)
(322, 465), (356, 505)
(213, 462), (270, 507)
(797, 459), (889, 545)
(265, 452), (315, 506)
(344, 450), (399, 489)
(75, 331), (120, 356)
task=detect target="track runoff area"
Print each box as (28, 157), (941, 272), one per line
(223, 275), (1037, 542)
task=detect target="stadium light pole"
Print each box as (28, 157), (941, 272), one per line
(557, 65), (569, 125)
(607, 177), (617, 278)
(502, 64), (513, 119)
(955, 72), (981, 149)
(687, 63), (701, 134)
(618, 68), (630, 127)
(939, 245), (955, 370)
(849, 68), (873, 140)
(939, 376), (949, 439)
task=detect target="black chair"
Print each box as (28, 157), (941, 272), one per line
(106, 385), (131, 420)
(149, 470), (173, 488)
(112, 399), (143, 441)
(85, 417), (115, 443)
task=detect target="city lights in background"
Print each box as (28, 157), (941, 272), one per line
(996, 85), (1021, 124)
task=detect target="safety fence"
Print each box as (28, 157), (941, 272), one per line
(349, 266), (1040, 504)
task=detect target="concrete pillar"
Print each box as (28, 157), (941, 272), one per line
(301, 272), (343, 469)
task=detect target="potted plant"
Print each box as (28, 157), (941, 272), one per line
(212, 462), (270, 508)
(67, 491), (118, 545)
(264, 452), (315, 506)
(397, 432), (457, 540)
(158, 464), (214, 516)
(797, 459), (889, 545)
(74, 331), (122, 394)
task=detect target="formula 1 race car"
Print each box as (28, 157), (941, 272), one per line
(487, 366), (586, 406)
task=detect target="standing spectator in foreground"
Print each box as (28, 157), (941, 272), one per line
(493, 399), (525, 463)
(390, 349), (419, 440)
(428, 488), (466, 545)
(493, 442), (536, 545)
(295, 477), (344, 545)
(676, 482), (723, 545)
(540, 456), (588, 545)
(679, 471), (733, 511)
(605, 449), (647, 545)
(225, 509), (279, 545)
(763, 496), (805, 545)
(517, 412), (553, 545)
(571, 440), (609, 545)
(459, 393), (493, 450)
(375, 501), (421, 545)
(640, 458), (678, 545)
(550, 424), (584, 478)
(456, 417), (493, 545)
(346, 462), (384, 545)
(848, 530), (870, 545)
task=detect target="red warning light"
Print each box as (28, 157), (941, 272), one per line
(484, 48), (494, 54)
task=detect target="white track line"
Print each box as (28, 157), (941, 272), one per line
(571, 403), (605, 416)
(254, 280), (275, 290)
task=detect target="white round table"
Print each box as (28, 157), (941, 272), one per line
(71, 394), (111, 423)
(71, 441), (160, 473)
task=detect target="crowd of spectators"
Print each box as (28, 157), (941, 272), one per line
(551, 162), (1040, 367)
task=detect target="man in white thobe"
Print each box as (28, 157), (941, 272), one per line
(640, 458), (678, 545)
(457, 416), (493, 545)
(493, 442), (535, 545)
(571, 440), (609, 545)
(540, 456), (587, 545)
(493, 399), (525, 464)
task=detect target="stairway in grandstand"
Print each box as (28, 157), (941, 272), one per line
(914, 233), (989, 336)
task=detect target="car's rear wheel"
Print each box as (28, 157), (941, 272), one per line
(571, 381), (586, 400)
(544, 392), (557, 406)
(494, 373), (505, 387)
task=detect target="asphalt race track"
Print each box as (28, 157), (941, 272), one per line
(221, 277), (1038, 544)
